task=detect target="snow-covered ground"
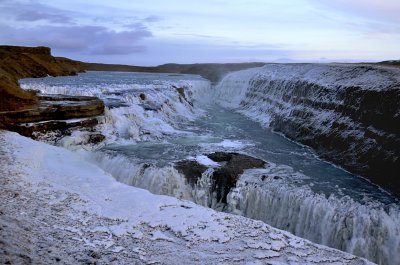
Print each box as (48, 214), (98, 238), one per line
(0, 131), (373, 264)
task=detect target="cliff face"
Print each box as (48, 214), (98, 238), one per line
(0, 46), (103, 137)
(0, 45), (84, 111)
(215, 64), (400, 197)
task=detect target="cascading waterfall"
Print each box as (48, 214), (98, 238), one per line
(226, 168), (400, 265)
(82, 151), (194, 200)
(83, 150), (220, 209)
(21, 69), (400, 265)
(82, 147), (400, 265)
(212, 64), (400, 265)
(22, 72), (212, 142)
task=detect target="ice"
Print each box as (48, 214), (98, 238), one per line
(151, 230), (176, 242)
(187, 155), (220, 167)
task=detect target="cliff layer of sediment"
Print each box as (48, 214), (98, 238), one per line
(0, 45), (84, 112)
(0, 46), (104, 136)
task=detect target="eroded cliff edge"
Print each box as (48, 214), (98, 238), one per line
(0, 45), (104, 135)
(216, 64), (400, 197)
(0, 46), (84, 111)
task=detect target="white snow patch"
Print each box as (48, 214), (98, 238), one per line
(187, 155), (220, 167)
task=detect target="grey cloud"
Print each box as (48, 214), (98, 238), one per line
(123, 16), (164, 30)
(174, 33), (226, 40)
(144, 15), (163, 23)
(306, 0), (400, 36)
(308, 0), (400, 24)
(0, 23), (152, 55)
(1, 0), (75, 24)
(15, 10), (73, 23)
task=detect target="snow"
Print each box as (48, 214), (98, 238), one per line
(187, 155), (220, 167)
(0, 131), (373, 264)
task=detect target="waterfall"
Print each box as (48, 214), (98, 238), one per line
(226, 168), (400, 265)
(83, 148), (400, 265)
(22, 73), (212, 143)
(21, 69), (400, 265)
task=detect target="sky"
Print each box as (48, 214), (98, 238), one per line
(0, 0), (399, 65)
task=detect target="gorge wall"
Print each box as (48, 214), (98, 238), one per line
(215, 64), (400, 197)
(0, 45), (84, 112)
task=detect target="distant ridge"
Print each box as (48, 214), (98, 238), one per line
(83, 62), (266, 83)
(377, 60), (400, 67)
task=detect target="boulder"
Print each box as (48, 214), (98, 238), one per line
(208, 152), (266, 203)
(87, 133), (106, 144)
(175, 160), (208, 186)
(175, 152), (266, 204)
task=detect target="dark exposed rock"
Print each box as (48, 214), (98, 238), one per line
(175, 160), (208, 186)
(139, 93), (146, 101)
(207, 152), (236, 162)
(14, 118), (99, 139)
(0, 94), (104, 137)
(0, 45), (85, 112)
(87, 133), (105, 144)
(175, 152), (266, 204)
(172, 86), (193, 106)
(207, 152), (266, 203)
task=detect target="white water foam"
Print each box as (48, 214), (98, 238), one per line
(22, 75), (212, 143)
(227, 168), (400, 265)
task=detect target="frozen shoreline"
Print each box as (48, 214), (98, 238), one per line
(0, 131), (373, 264)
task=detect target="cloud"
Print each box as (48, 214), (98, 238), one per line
(309, 0), (400, 24)
(0, 24), (152, 55)
(15, 10), (73, 23)
(0, 0), (76, 24)
(144, 15), (163, 23)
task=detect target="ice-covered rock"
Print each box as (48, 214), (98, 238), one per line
(215, 63), (400, 197)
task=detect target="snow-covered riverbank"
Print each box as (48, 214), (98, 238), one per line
(0, 131), (373, 264)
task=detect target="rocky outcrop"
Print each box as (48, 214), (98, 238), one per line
(175, 152), (266, 203)
(208, 152), (266, 203)
(175, 160), (208, 186)
(0, 45), (85, 112)
(216, 64), (400, 197)
(0, 46), (104, 137)
(0, 94), (104, 138)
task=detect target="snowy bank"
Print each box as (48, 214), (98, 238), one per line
(0, 131), (373, 264)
